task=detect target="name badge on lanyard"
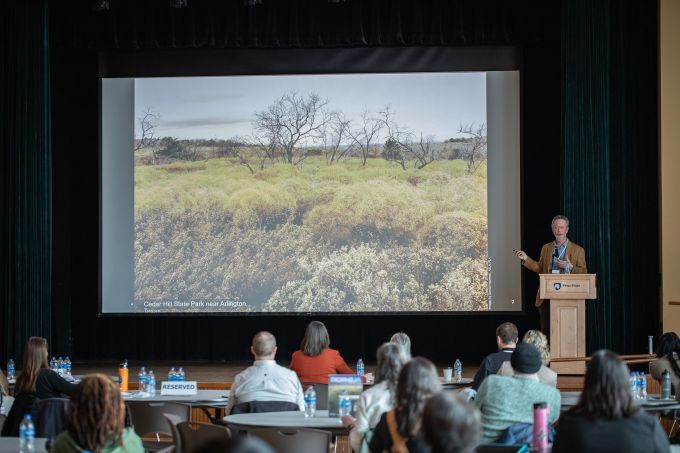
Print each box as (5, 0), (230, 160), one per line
(551, 242), (567, 274)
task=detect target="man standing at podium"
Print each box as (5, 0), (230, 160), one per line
(513, 215), (587, 335)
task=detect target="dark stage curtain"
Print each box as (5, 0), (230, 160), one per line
(1, 0), (659, 363)
(49, 0), (554, 49)
(562, 0), (658, 353)
(1, 0), (52, 365)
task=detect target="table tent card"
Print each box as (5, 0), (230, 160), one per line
(328, 374), (363, 417)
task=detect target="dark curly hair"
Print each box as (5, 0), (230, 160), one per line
(67, 374), (126, 452)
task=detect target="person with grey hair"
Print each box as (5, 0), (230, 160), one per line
(341, 342), (407, 452)
(390, 332), (412, 359)
(422, 392), (482, 453)
(226, 331), (304, 415)
(513, 214), (587, 334)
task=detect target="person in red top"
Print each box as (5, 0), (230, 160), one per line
(290, 321), (353, 384)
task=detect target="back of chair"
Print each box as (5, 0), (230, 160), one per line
(177, 421), (230, 453)
(301, 383), (328, 410)
(1, 393), (40, 437)
(230, 400), (299, 415)
(34, 398), (70, 440)
(127, 401), (190, 450)
(249, 428), (331, 453)
(163, 412), (183, 452)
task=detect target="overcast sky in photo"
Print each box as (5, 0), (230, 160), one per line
(133, 72), (487, 142)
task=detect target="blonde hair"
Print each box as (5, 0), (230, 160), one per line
(523, 330), (551, 366)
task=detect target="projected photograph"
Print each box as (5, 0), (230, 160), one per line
(133, 73), (488, 313)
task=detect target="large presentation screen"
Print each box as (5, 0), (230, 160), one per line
(102, 70), (521, 314)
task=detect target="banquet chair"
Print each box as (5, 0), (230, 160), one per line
(164, 413), (184, 453)
(127, 401), (190, 451)
(249, 427), (331, 453)
(176, 421), (231, 453)
(34, 397), (70, 440)
(301, 383), (329, 410)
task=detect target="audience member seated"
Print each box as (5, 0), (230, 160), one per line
(650, 332), (680, 394)
(391, 332), (412, 360)
(369, 357), (441, 453)
(422, 392), (481, 453)
(497, 330), (557, 387)
(14, 336), (74, 399)
(226, 331), (304, 415)
(342, 342), (407, 452)
(0, 369), (8, 396)
(50, 373), (143, 453)
(471, 322), (518, 391)
(552, 349), (670, 453)
(289, 321), (353, 384)
(475, 343), (561, 443)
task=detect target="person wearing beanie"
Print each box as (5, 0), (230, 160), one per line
(475, 343), (561, 442)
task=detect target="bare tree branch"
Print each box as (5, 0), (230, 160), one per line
(348, 108), (383, 166)
(135, 107), (161, 164)
(457, 122), (487, 174)
(253, 91), (331, 166)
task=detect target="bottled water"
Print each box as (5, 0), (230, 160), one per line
(64, 356), (72, 377)
(356, 358), (364, 376)
(454, 359), (463, 383)
(630, 372), (637, 399)
(639, 373), (648, 400)
(338, 390), (351, 417)
(168, 367), (176, 381)
(50, 357), (57, 372)
(57, 357), (64, 377)
(304, 385), (317, 418)
(19, 414), (35, 452)
(138, 366), (147, 393)
(178, 367), (185, 381)
(6, 358), (15, 381)
(147, 371), (156, 396)
(662, 370), (672, 399)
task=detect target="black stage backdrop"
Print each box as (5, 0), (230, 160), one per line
(1, 0), (659, 365)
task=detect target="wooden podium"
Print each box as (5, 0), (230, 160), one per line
(539, 274), (597, 374)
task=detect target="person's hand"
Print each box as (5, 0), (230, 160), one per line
(555, 259), (570, 269)
(341, 415), (355, 428)
(514, 250), (527, 261)
(364, 372), (374, 384)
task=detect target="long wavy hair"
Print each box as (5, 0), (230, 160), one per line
(14, 337), (49, 395)
(300, 321), (330, 357)
(569, 349), (638, 420)
(523, 330), (551, 366)
(657, 332), (680, 379)
(67, 374), (126, 452)
(375, 343), (407, 400)
(395, 357), (441, 437)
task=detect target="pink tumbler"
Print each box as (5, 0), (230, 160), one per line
(532, 402), (549, 451)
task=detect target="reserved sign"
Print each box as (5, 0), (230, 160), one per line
(160, 381), (198, 395)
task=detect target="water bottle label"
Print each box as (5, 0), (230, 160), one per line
(305, 396), (316, 404)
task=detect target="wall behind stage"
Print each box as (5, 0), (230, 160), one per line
(45, 0), (659, 364)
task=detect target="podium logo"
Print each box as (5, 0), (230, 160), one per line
(553, 283), (562, 291)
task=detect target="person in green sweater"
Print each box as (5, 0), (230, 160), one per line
(475, 343), (561, 443)
(51, 373), (143, 453)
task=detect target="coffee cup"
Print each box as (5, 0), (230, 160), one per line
(443, 367), (453, 382)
